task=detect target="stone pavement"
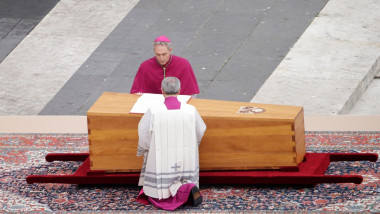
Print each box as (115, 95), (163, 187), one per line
(349, 72), (380, 114)
(0, 0), (59, 63)
(0, 0), (379, 116)
(252, 0), (380, 115)
(39, 0), (329, 115)
(0, 0), (139, 115)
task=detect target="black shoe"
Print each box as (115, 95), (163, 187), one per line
(190, 186), (202, 206)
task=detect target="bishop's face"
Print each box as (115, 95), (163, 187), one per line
(154, 45), (172, 65)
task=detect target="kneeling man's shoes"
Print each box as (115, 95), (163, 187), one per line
(190, 186), (202, 206)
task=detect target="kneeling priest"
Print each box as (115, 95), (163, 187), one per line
(136, 77), (206, 210)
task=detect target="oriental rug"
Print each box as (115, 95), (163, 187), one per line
(0, 132), (379, 213)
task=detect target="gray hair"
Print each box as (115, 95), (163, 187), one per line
(161, 77), (181, 95)
(153, 41), (172, 50)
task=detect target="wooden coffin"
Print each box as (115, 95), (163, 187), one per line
(87, 92), (305, 172)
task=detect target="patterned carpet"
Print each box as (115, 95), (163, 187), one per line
(0, 132), (379, 213)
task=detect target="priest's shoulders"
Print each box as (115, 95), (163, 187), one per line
(171, 55), (191, 65)
(140, 57), (158, 68)
(181, 103), (197, 114)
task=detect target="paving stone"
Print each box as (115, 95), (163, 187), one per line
(76, 76), (135, 115)
(40, 0), (330, 115)
(110, 59), (142, 78)
(7, 0), (377, 116)
(0, 0), (58, 63)
(0, 0), (59, 19)
(0, 18), (20, 38)
(40, 74), (108, 115)
(349, 79), (380, 115)
(42, 0), (225, 115)
(197, 0), (329, 101)
(200, 79), (260, 102)
(252, 0), (380, 115)
(0, 0), (139, 115)
(184, 34), (249, 81)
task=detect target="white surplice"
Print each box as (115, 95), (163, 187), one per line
(137, 102), (206, 200)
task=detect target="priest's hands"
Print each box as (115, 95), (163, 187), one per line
(134, 92), (143, 96)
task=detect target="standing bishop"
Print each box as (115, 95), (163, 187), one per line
(130, 36), (200, 96)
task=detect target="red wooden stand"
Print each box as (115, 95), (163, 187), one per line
(26, 153), (378, 185)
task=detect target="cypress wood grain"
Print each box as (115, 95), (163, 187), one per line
(87, 92), (305, 172)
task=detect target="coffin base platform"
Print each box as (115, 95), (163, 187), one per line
(26, 153), (378, 185)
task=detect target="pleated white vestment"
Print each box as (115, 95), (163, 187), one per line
(137, 102), (206, 200)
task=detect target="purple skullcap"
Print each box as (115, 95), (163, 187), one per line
(154, 35), (171, 43)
